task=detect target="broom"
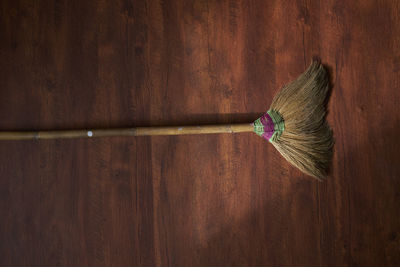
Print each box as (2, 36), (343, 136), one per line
(0, 61), (333, 179)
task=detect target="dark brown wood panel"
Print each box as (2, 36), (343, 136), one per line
(1, 0), (399, 266)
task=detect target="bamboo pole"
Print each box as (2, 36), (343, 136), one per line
(0, 123), (254, 140)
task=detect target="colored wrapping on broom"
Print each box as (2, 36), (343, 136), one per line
(253, 110), (285, 142)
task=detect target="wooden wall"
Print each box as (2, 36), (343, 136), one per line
(1, 0), (399, 266)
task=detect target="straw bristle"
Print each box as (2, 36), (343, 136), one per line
(269, 61), (333, 179)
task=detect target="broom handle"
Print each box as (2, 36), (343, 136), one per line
(0, 123), (254, 140)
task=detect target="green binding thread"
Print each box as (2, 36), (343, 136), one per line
(267, 109), (285, 142)
(253, 118), (264, 137)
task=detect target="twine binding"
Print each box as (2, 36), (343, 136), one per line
(253, 110), (285, 142)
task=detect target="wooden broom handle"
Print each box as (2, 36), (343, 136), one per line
(0, 123), (254, 140)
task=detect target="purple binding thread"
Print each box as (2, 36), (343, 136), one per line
(260, 113), (275, 140)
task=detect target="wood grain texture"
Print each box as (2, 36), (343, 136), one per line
(0, 0), (399, 266)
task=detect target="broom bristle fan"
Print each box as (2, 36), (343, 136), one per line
(0, 61), (334, 179)
(261, 61), (334, 178)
